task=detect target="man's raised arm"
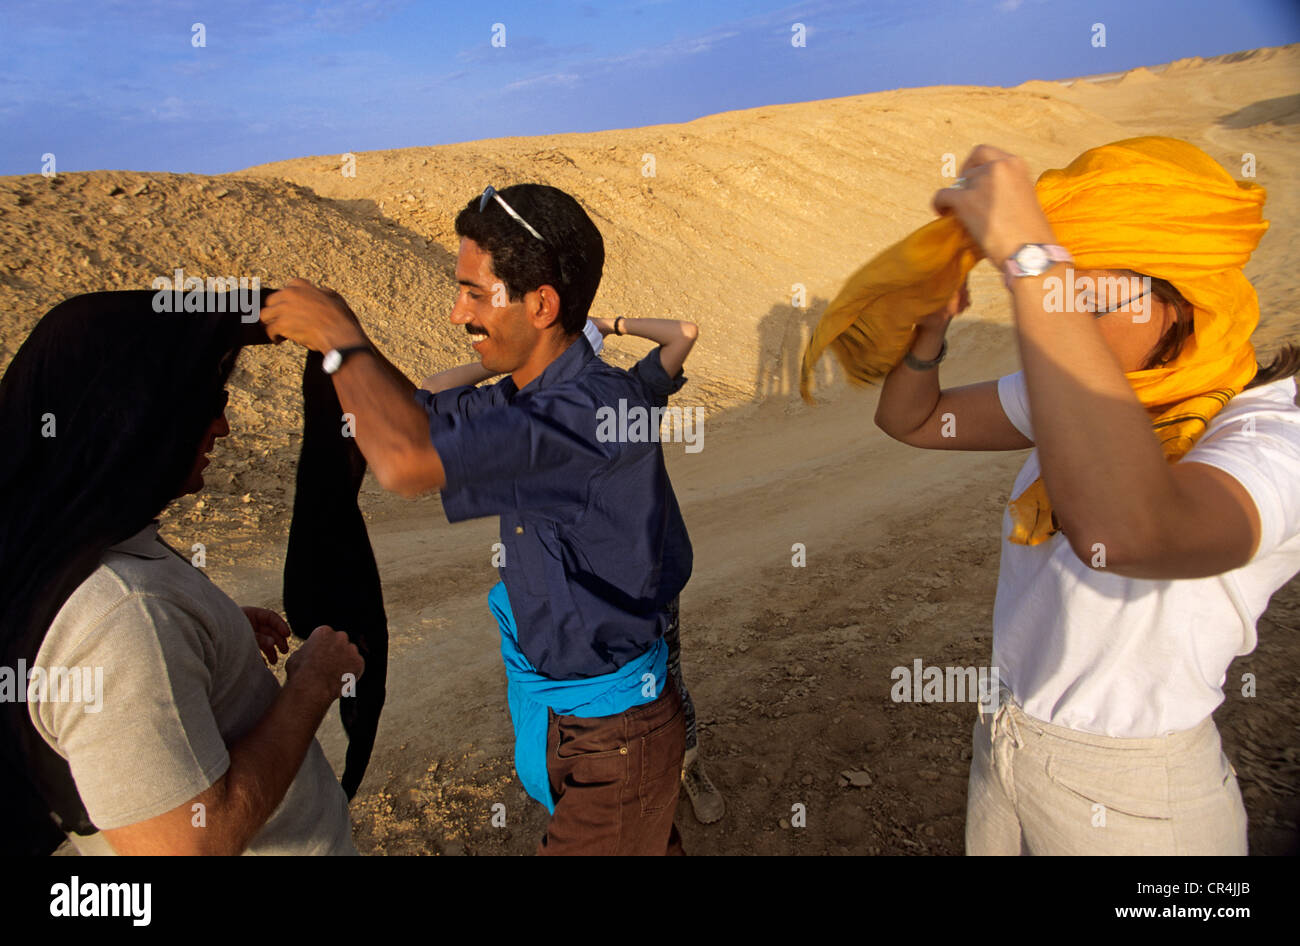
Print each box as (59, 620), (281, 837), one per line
(260, 279), (445, 496)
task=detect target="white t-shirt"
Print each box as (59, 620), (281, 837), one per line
(994, 373), (1300, 737)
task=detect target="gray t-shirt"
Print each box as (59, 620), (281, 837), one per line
(28, 522), (356, 855)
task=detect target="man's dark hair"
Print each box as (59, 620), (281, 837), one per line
(454, 184), (604, 335)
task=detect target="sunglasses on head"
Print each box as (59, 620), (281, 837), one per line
(1088, 283), (1152, 318)
(479, 186), (546, 243)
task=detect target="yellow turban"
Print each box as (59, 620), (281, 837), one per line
(800, 136), (1269, 545)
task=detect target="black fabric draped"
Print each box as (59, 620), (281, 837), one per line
(0, 289), (389, 854)
(284, 350), (388, 800)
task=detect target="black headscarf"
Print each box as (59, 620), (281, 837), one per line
(0, 288), (390, 855)
(0, 289), (264, 853)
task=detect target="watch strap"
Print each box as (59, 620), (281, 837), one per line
(322, 344), (372, 375)
(1002, 243), (1072, 284)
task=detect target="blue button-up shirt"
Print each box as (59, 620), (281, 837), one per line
(415, 336), (693, 681)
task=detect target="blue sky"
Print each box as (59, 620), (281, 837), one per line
(1, 0), (1296, 175)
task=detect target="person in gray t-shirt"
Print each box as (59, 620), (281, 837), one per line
(0, 290), (361, 855)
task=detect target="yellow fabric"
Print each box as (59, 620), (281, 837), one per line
(799, 136), (1269, 545)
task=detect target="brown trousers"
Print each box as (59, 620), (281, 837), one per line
(538, 676), (687, 855)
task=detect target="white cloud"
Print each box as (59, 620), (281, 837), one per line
(503, 72), (581, 92)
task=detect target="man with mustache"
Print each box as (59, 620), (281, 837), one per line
(261, 184), (693, 855)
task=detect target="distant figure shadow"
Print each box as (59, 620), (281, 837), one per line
(754, 296), (843, 400)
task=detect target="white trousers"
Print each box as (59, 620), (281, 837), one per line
(965, 689), (1248, 855)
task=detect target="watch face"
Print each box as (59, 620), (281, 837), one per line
(322, 350), (342, 374)
(1017, 244), (1049, 274)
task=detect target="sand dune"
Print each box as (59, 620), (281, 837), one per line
(3, 44), (1297, 854)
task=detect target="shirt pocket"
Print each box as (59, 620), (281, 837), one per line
(500, 519), (544, 597)
(518, 519), (567, 599)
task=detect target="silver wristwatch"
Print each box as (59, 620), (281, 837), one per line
(322, 345), (372, 374)
(1002, 244), (1072, 284)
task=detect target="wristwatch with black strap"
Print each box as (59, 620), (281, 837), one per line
(322, 344), (372, 375)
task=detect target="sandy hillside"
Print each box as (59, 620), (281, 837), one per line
(2, 44), (1298, 855)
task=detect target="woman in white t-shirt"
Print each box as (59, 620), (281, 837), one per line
(874, 140), (1300, 855)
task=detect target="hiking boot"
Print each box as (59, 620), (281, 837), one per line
(681, 754), (725, 824)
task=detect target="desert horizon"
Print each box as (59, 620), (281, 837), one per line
(3, 40), (1298, 858)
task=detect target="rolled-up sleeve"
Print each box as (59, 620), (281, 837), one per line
(628, 347), (687, 404)
(414, 384), (500, 426)
(430, 392), (609, 522)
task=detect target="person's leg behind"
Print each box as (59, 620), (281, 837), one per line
(664, 597), (724, 824)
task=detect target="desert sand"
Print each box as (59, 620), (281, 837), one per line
(2, 45), (1297, 855)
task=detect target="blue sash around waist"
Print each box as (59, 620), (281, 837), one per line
(487, 581), (667, 813)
